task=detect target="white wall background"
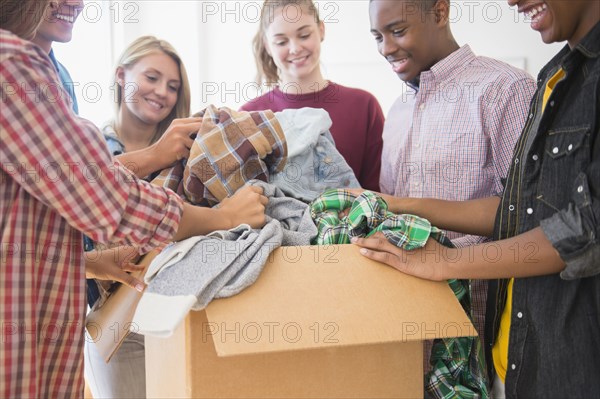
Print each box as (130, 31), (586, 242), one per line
(54, 0), (564, 127)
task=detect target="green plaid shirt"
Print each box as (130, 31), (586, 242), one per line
(310, 190), (489, 399)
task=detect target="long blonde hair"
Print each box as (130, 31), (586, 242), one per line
(252, 0), (321, 86)
(0, 0), (49, 40)
(113, 36), (191, 143)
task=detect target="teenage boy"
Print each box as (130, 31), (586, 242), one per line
(1, 2), (268, 397)
(368, 0), (536, 373)
(356, 0), (600, 397)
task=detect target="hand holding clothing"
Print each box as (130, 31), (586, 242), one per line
(217, 185), (269, 229)
(149, 117), (201, 167)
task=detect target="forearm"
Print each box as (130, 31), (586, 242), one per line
(385, 195), (500, 237)
(173, 185), (268, 241)
(443, 227), (565, 280)
(115, 148), (160, 179)
(173, 203), (232, 241)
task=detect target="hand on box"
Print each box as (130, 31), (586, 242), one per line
(352, 232), (449, 281)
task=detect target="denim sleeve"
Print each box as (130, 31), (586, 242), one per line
(540, 172), (600, 280)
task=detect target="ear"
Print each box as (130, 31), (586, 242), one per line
(115, 66), (125, 86)
(433, 0), (451, 26)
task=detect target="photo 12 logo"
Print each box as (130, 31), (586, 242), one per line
(200, 1), (339, 24)
(203, 321), (340, 344)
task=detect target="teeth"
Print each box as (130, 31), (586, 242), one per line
(146, 99), (162, 109)
(289, 56), (308, 63)
(55, 14), (74, 23)
(525, 3), (547, 20)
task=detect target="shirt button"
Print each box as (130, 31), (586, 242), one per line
(509, 205), (515, 211)
(550, 101), (555, 107)
(552, 147), (559, 154)
(415, 143), (420, 148)
(511, 364), (517, 370)
(419, 103), (425, 110)
(414, 182), (420, 187)
(517, 312), (523, 319)
(532, 154), (539, 161)
(577, 186), (584, 193)
(529, 114), (534, 119)
(568, 144), (573, 151)
(527, 208), (533, 215)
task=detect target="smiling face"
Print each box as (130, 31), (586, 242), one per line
(33, 0), (84, 52)
(369, 0), (448, 82)
(507, 0), (599, 47)
(117, 52), (181, 127)
(263, 4), (324, 84)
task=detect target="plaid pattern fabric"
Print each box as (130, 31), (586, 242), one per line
(425, 287), (489, 399)
(310, 189), (488, 398)
(310, 189), (436, 247)
(152, 105), (287, 206)
(1, 30), (183, 398)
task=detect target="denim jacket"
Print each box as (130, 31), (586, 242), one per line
(270, 108), (360, 202)
(486, 22), (600, 398)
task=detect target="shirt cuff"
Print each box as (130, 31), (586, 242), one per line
(540, 203), (599, 280)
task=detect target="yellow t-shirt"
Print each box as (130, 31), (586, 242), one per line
(492, 67), (565, 382)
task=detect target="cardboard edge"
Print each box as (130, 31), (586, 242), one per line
(85, 250), (158, 363)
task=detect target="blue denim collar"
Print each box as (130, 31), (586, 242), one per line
(576, 20), (600, 58)
(539, 21), (600, 80)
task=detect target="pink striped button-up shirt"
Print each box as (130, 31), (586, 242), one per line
(380, 45), (536, 357)
(1, 29), (183, 398)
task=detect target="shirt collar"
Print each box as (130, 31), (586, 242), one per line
(406, 77), (420, 92)
(419, 44), (476, 84)
(47, 48), (60, 72)
(539, 21), (600, 79)
(102, 123), (121, 143)
(574, 20), (600, 58)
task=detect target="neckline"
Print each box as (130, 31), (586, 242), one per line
(273, 81), (335, 100)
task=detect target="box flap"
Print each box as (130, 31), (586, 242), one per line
(204, 244), (475, 357)
(85, 251), (158, 362)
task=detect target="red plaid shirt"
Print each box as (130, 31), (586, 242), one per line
(0, 29), (183, 398)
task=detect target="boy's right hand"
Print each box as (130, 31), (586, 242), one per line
(219, 185), (268, 229)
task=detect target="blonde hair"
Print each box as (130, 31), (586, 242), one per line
(253, 0), (321, 86)
(0, 0), (49, 40)
(113, 36), (191, 143)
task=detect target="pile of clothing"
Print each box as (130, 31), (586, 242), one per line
(121, 105), (487, 398)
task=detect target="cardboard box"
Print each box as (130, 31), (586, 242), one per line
(144, 244), (476, 399)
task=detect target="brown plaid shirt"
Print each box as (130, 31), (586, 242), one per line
(152, 105), (287, 206)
